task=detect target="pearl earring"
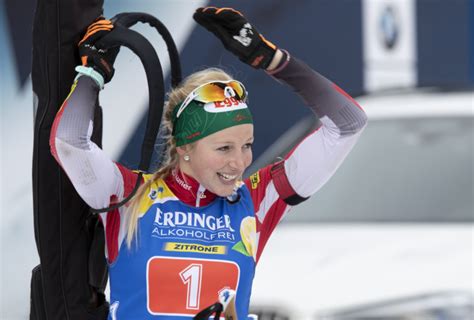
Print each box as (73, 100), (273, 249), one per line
(183, 155), (190, 161)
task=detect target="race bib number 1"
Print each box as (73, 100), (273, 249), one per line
(147, 257), (240, 316)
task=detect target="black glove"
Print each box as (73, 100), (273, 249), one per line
(78, 17), (119, 84)
(193, 7), (277, 69)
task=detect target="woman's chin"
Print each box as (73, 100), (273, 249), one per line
(211, 186), (235, 198)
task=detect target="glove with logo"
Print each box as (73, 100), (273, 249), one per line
(193, 7), (277, 69)
(78, 17), (120, 86)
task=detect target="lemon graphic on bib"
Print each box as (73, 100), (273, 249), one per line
(232, 216), (257, 260)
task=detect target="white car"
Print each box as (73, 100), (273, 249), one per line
(249, 89), (474, 320)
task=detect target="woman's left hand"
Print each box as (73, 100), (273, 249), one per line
(193, 7), (278, 69)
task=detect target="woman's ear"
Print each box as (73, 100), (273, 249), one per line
(176, 144), (192, 156)
(176, 146), (187, 156)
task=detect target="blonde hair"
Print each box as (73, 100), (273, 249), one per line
(125, 68), (234, 247)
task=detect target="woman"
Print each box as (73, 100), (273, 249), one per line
(50, 7), (367, 320)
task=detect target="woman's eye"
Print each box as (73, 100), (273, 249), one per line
(243, 143), (253, 149)
(217, 146), (230, 152)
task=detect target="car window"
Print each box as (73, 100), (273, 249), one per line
(283, 117), (474, 223)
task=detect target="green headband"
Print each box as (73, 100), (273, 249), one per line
(172, 99), (253, 147)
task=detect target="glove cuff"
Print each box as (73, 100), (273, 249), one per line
(75, 65), (105, 89)
(266, 49), (290, 75)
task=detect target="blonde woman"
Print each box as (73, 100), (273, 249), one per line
(50, 7), (367, 320)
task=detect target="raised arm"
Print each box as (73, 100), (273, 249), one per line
(193, 7), (367, 199)
(193, 7), (367, 260)
(268, 51), (367, 198)
(249, 53), (367, 260)
(50, 75), (127, 209)
(49, 18), (135, 209)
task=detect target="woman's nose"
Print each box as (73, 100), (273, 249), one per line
(229, 151), (246, 171)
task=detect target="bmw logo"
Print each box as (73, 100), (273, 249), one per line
(380, 6), (399, 49)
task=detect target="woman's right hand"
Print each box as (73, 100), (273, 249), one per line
(78, 17), (119, 84)
(193, 7), (278, 69)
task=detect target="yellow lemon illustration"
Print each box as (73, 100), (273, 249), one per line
(240, 216), (257, 259)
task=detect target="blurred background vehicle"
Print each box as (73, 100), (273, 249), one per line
(250, 88), (474, 319)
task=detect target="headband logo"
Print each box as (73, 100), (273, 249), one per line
(204, 99), (248, 113)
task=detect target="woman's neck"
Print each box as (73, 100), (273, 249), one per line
(164, 168), (217, 207)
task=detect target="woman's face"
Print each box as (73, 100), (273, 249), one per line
(178, 124), (254, 197)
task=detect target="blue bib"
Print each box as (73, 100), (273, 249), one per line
(108, 179), (257, 319)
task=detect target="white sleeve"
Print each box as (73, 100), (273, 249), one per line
(284, 118), (364, 197)
(50, 76), (125, 209)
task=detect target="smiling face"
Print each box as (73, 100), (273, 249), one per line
(177, 124), (254, 197)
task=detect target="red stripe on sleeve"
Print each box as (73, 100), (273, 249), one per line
(105, 164), (141, 263)
(106, 196), (121, 263)
(332, 83), (364, 111)
(244, 165), (273, 215)
(255, 198), (288, 263)
(49, 100), (69, 165)
(115, 163), (141, 199)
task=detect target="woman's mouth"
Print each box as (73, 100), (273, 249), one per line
(217, 172), (238, 184)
